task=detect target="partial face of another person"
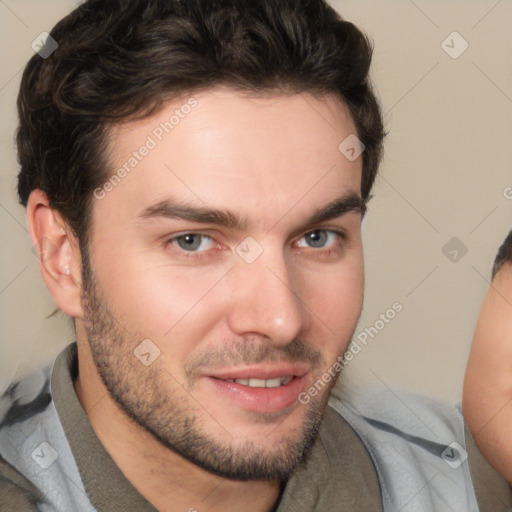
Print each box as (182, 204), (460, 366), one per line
(464, 263), (512, 483)
(80, 87), (364, 480)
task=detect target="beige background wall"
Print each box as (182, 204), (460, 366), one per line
(1, 0), (511, 403)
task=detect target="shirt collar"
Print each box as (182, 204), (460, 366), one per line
(52, 343), (382, 512)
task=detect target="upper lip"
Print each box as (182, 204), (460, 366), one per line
(206, 363), (310, 381)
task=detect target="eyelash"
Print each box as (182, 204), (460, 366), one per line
(164, 229), (347, 261)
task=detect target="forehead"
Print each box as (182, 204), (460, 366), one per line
(95, 86), (362, 229)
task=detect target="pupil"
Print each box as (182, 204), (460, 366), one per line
(179, 234), (201, 250)
(308, 230), (326, 248)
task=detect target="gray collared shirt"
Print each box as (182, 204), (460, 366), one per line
(0, 343), (510, 511)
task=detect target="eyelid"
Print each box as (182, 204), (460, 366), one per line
(166, 232), (215, 249)
(164, 227), (346, 244)
(307, 227), (347, 238)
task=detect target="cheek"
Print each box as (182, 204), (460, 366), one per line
(300, 257), (364, 355)
(326, 273), (363, 332)
(302, 245), (363, 312)
(89, 243), (229, 355)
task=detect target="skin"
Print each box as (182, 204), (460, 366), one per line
(463, 263), (512, 483)
(26, 86), (365, 512)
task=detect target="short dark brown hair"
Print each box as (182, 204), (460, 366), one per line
(17, 0), (385, 245)
(492, 230), (512, 279)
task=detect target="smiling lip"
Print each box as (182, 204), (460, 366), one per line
(203, 364), (310, 413)
(206, 363), (310, 381)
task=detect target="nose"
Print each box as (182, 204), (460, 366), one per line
(226, 250), (308, 346)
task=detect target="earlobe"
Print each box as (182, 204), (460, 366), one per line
(26, 189), (84, 318)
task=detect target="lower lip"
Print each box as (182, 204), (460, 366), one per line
(205, 375), (307, 414)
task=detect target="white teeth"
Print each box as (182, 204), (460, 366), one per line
(249, 378), (266, 387)
(265, 378), (281, 388)
(232, 376), (293, 388)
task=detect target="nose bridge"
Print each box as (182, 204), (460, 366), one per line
(227, 245), (306, 345)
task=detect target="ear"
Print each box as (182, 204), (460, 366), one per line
(26, 189), (84, 318)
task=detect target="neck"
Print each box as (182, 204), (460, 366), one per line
(74, 338), (281, 512)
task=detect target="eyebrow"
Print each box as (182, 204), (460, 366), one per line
(136, 192), (365, 231)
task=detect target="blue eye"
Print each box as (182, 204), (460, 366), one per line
(164, 229), (346, 262)
(172, 234), (214, 252)
(297, 230), (342, 249)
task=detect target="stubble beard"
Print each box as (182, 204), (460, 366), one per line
(79, 245), (345, 481)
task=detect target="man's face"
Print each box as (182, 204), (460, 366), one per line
(80, 86), (364, 480)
